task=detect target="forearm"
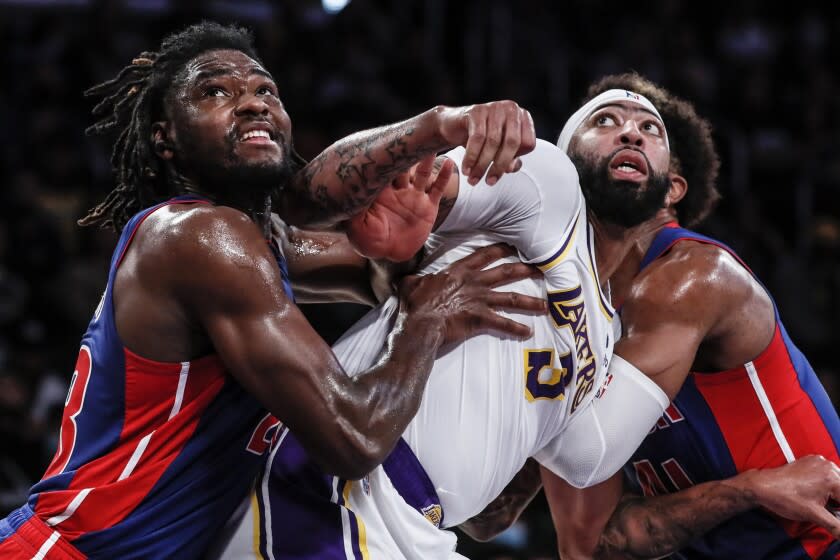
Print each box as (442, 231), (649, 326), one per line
(326, 311), (445, 477)
(460, 458), (543, 541)
(595, 474), (759, 559)
(284, 106), (451, 228)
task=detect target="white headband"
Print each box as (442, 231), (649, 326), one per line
(556, 89), (669, 153)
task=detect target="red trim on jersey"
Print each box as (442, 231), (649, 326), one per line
(0, 516), (87, 559)
(693, 325), (840, 558)
(33, 351), (226, 541)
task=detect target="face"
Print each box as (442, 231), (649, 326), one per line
(568, 100), (671, 227)
(161, 49), (294, 197)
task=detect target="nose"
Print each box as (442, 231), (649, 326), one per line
(618, 119), (644, 147)
(234, 92), (269, 116)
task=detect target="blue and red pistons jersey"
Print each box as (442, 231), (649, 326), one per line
(623, 224), (840, 560)
(0, 196), (290, 559)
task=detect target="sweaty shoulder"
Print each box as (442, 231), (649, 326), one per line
(137, 204), (266, 264)
(628, 240), (756, 319)
(131, 204), (280, 297)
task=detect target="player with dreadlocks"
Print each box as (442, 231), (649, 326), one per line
(0, 21), (542, 559)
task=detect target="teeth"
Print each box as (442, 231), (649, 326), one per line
(241, 130), (271, 141)
(618, 163), (637, 172)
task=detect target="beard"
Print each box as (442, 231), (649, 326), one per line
(181, 132), (296, 205)
(569, 148), (670, 228)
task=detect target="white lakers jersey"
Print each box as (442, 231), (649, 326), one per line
(333, 139), (617, 527)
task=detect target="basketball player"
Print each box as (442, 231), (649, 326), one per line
(0, 22), (546, 559)
(465, 73), (840, 560)
(221, 119), (680, 557)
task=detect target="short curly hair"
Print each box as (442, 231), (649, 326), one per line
(583, 72), (721, 227)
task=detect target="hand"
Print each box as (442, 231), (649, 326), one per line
(399, 243), (546, 344)
(346, 155), (455, 262)
(437, 101), (536, 186)
(747, 455), (840, 538)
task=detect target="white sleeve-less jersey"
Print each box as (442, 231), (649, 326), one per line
(333, 139), (619, 527)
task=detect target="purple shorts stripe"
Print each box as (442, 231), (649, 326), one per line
(381, 438), (443, 528)
(337, 480), (366, 560)
(263, 432), (348, 559)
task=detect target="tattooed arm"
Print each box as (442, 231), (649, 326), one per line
(541, 456), (840, 560)
(281, 101), (535, 229)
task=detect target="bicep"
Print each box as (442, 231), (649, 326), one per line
(177, 225), (350, 439)
(616, 289), (709, 400)
(542, 467), (624, 559)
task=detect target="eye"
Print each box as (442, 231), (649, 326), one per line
(594, 113), (616, 127)
(642, 121), (663, 136)
(202, 86), (227, 98)
(256, 84), (277, 97)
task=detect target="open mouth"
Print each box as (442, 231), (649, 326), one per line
(609, 149), (648, 181)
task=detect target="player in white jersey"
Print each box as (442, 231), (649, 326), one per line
(218, 113), (673, 558)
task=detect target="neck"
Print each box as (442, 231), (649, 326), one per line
(598, 207), (677, 304)
(169, 169), (273, 236)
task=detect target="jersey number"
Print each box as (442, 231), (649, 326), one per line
(246, 413), (284, 455)
(524, 349), (573, 401)
(632, 458), (694, 497)
(44, 346), (93, 477)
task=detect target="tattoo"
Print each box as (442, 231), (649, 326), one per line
(596, 482), (754, 559)
(301, 123), (439, 221)
(433, 195), (457, 230)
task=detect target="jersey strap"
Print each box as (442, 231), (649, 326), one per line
(381, 438), (444, 529)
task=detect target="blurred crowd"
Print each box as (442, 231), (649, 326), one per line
(1, 0), (838, 557)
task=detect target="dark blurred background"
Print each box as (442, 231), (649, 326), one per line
(1, 0), (838, 557)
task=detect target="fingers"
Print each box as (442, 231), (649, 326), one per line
(484, 290), (547, 313)
(459, 102), (533, 186)
(468, 309), (533, 339)
(808, 505), (840, 539)
(486, 108), (521, 186)
(449, 243), (518, 271)
(427, 158), (455, 205)
(461, 107), (485, 182)
(411, 154), (436, 191)
(474, 262), (542, 288)
(471, 108), (507, 186)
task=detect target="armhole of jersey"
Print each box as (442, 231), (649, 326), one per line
(115, 199), (212, 269)
(530, 213), (581, 272)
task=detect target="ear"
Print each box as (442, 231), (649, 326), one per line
(151, 122), (175, 160)
(666, 173), (687, 207)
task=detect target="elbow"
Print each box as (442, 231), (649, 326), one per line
(315, 429), (390, 481)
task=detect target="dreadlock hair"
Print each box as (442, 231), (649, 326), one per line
(81, 21), (304, 231)
(584, 72), (721, 228)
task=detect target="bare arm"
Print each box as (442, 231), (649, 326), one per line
(543, 455), (840, 560)
(281, 101), (534, 229)
(459, 458), (543, 542)
(171, 208), (546, 479)
(275, 224), (376, 305)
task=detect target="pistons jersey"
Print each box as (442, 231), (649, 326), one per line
(623, 225), (840, 560)
(238, 140), (622, 559)
(0, 196), (289, 559)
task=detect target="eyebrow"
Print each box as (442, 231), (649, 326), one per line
(593, 103), (663, 123)
(194, 67), (275, 83)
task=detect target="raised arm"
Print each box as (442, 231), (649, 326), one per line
(281, 101), (535, 229)
(172, 208), (546, 479)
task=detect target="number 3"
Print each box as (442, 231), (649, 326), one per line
(524, 348), (573, 401)
(44, 346), (93, 477)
